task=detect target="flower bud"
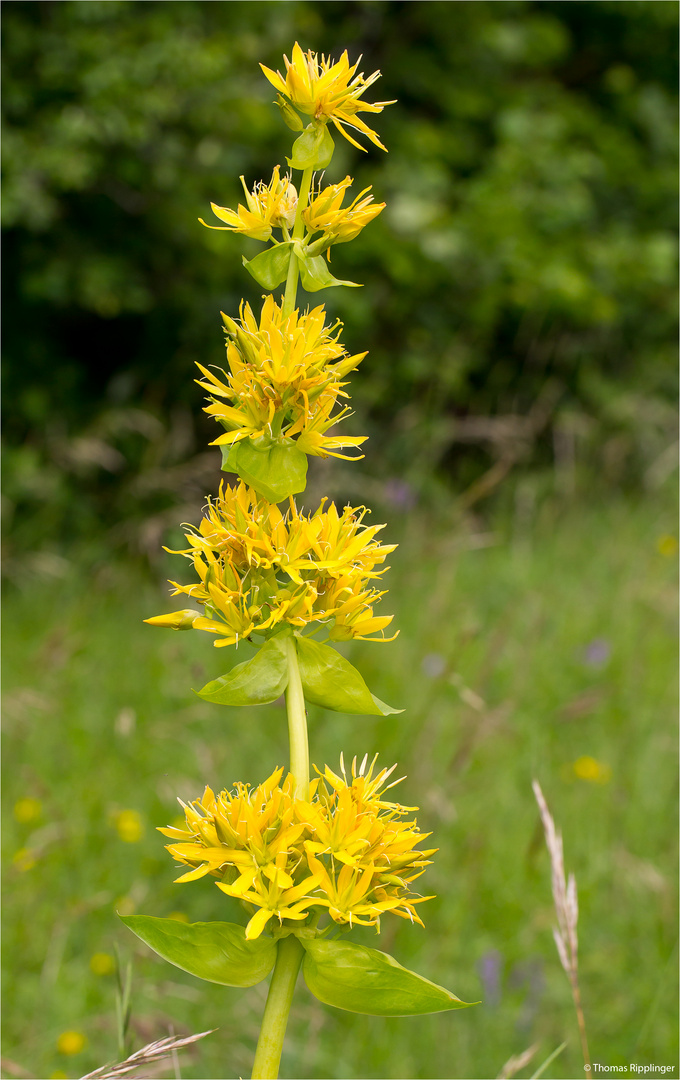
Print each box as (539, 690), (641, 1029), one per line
(276, 94), (304, 131)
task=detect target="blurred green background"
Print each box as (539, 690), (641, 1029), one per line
(2, 2), (677, 1079)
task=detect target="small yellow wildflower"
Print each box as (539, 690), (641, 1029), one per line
(13, 847), (37, 872)
(13, 796), (42, 823)
(573, 755), (612, 785)
(196, 294), (367, 460)
(57, 1031), (87, 1056)
(261, 43), (394, 152)
(160, 757), (434, 939)
(114, 809), (144, 843)
(90, 952), (115, 976)
(200, 165), (297, 241)
(146, 481), (396, 647)
(657, 534), (678, 558)
(303, 176), (385, 247)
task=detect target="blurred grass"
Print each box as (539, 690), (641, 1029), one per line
(3, 488), (677, 1080)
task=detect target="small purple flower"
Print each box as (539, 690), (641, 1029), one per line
(421, 652), (446, 678)
(582, 638), (611, 667)
(383, 478), (417, 510)
(477, 949), (503, 1007)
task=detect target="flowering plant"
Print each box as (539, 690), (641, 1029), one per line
(122, 44), (475, 1080)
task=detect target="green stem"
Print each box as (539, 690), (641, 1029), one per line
(284, 634), (309, 797)
(250, 934), (305, 1080)
(250, 638), (309, 1079)
(281, 166), (313, 318)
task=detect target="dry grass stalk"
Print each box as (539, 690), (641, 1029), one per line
(532, 779), (591, 1073)
(79, 1029), (214, 1079)
(497, 1041), (539, 1079)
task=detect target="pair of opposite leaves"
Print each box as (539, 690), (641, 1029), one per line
(121, 914), (475, 1017)
(197, 633), (400, 717)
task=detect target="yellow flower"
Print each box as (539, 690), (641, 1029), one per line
(114, 809), (144, 843)
(196, 294), (367, 460)
(13, 847), (37, 872)
(161, 758), (434, 938)
(572, 756), (612, 785)
(90, 952), (115, 976)
(303, 176), (385, 246)
(200, 165), (298, 241)
(657, 534), (678, 558)
(146, 482), (396, 647)
(13, 796), (42, 823)
(261, 43), (394, 152)
(57, 1031), (87, 1056)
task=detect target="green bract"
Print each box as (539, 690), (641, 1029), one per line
(242, 243), (294, 290)
(297, 252), (361, 292)
(197, 635), (289, 706)
(287, 124), (335, 170)
(231, 436), (308, 502)
(120, 915), (277, 987)
(301, 939), (476, 1016)
(296, 638), (401, 715)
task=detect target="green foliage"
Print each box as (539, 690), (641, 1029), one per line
(197, 634), (289, 706)
(2, 1), (677, 558)
(296, 637), (401, 716)
(301, 938), (475, 1015)
(3, 493), (676, 1077)
(297, 250), (362, 292)
(121, 915), (277, 986)
(231, 435), (308, 502)
(288, 124), (335, 170)
(242, 242), (294, 290)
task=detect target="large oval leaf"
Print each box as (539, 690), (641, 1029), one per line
(235, 437), (308, 503)
(121, 915), (276, 987)
(296, 638), (401, 716)
(197, 635), (288, 705)
(302, 939), (476, 1016)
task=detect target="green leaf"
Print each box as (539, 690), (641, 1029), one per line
(120, 915), (276, 987)
(220, 443), (241, 472)
(295, 637), (401, 715)
(297, 252), (361, 292)
(242, 243), (293, 289)
(287, 124), (335, 169)
(197, 635), (288, 705)
(302, 939), (477, 1016)
(235, 437), (308, 502)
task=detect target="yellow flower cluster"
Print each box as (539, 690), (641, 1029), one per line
(196, 294), (367, 460)
(261, 42), (394, 152)
(160, 757), (435, 939)
(145, 481), (396, 647)
(200, 165), (298, 241)
(201, 170), (382, 251)
(304, 176), (385, 248)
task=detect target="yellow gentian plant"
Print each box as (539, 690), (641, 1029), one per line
(122, 44), (475, 1080)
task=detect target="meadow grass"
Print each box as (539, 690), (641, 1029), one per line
(3, 489), (677, 1080)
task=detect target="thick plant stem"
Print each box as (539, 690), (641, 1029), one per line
(284, 635), (309, 797)
(281, 166), (313, 319)
(250, 638), (309, 1078)
(250, 934), (305, 1079)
